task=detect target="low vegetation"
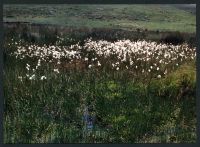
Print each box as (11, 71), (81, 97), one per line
(3, 4), (196, 143)
(3, 35), (196, 143)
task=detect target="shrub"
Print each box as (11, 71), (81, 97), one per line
(161, 32), (185, 45)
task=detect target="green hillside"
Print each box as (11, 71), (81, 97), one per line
(3, 4), (196, 33)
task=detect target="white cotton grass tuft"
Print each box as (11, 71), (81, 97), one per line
(157, 75), (161, 79)
(29, 74), (36, 80)
(40, 76), (47, 80)
(26, 64), (30, 71)
(18, 76), (23, 82)
(54, 69), (60, 73)
(142, 69), (145, 73)
(97, 61), (101, 66)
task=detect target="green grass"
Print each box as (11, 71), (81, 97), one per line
(3, 44), (196, 143)
(3, 4), (196, 33)
(3, 5), (197, 142)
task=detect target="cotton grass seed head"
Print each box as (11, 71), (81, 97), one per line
(157, 75), (161, 78)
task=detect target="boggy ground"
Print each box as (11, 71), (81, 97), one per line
(3, 33), (196, 143)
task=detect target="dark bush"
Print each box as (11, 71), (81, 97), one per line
(161, 32), (185, 45)
(39, 28), (58, 45)
(188, 36), (196, 47)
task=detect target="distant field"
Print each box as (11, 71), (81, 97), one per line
(3, 4), (196, 33)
